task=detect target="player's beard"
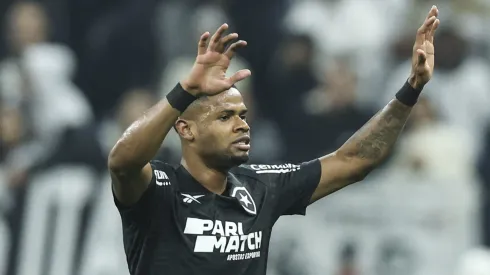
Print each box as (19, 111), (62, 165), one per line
(228, 153), (249, 166)
(208, 150), (249, 170)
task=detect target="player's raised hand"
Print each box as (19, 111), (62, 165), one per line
(181, 24), (251, 96)
(409, 5), (440, 89)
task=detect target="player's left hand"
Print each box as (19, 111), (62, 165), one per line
(409, 5), (440, 90)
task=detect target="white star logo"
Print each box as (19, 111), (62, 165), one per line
(239, 193), (251, 207)
(231, 186), (257, 215)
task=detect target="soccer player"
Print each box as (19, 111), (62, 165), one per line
(108, 6), (440, 275)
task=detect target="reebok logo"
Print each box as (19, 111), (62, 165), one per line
(184, 218), (262, 261)
(154, 170), (171, 186)
(250, 164), (300, 174)
(182, 194), (205, 204)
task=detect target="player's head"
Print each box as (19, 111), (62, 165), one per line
(175, 87), (250, 169)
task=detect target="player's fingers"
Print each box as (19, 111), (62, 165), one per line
(226, 69), (252, 87)
(217, 33), (239, 52)
(428, 19), (440, 43)
(198, 32), (210, 55)
(425, 5), (438, 20)
(421, 16), (437, 33)
(416, 16), (437, 43)
(224, 40), (247, 60)
(417, 49), (427, 66)
(209, 23), (229, 51)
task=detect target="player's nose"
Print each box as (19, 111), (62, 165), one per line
(234, 117), (250, 133)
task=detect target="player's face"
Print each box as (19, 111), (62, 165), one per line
(195, 89), (251, 168)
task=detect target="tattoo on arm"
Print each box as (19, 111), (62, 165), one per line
(342, 100), (412, 162)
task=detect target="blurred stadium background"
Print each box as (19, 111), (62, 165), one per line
(1, 0), (490, 274)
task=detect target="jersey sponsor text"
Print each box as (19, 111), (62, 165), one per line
(250, 164), (300, 174)
(184, 218), (262, 261)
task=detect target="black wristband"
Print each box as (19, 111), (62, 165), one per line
(395, 81), (423, 107)
(166, 83), (198, 113)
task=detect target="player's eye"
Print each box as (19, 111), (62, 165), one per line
(219, 116), (230, 121)
(240, 115), (247, 121)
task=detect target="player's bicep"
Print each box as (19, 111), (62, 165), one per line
(111, 162), (153, 206)
(311, 152), (366, 203)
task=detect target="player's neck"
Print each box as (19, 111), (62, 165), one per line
(180, 157), (228, 195)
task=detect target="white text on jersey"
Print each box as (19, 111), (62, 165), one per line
(154, 170), (171, 186)
(183, 218), (262, 260)
(250, 164), (300, 174)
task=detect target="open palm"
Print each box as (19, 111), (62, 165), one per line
(183, 24), (251, 96)
(411, 6), (440, 89)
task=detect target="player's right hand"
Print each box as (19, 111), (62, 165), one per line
(181, 24), (252, 96)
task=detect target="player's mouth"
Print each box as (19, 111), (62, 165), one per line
(232, 136), (251, 151)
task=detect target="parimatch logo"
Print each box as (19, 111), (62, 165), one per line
(184, 218), (262, 261)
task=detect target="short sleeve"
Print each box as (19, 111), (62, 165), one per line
(252, 159), (321, 217)
(112, 160), (175, 225)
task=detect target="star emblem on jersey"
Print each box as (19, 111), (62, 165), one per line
(181, 194), (205, 204)
(231, 187), (256, 215)
(239, 194), (251, 207)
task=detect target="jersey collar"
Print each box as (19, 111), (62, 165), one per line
(176, 165), (257, 215)
(176, 165), (244, 196)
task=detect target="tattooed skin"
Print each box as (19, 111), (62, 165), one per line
(342, 99), (412, 162)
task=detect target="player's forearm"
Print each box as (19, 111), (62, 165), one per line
(108, 99), (179, 172)
(336, 99), (412, 174)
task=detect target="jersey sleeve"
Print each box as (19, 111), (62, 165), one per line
(253, 159), (322, 217)
(112, 160), (175, 225)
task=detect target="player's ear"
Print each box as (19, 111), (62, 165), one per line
(175, 118), (195, 141)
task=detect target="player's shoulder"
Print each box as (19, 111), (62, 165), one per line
(148, 159), (180, 186)
(231, 163), (302, 178)
(149, 159), (177, 170)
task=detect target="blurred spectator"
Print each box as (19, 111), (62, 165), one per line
(284, 0), (388, 61)
(389, 96), (477, 181)
(0, 1), (93, 187)
(0, 103), (24, 207)
(394, 0), (490, 48)
(264, 33), (318, 162)
(0, 105), (24, 161)
(96, 87), (180, 165)
(478, 124), (490, 247)
(156, 0), (232, 60)
(67, 0), (159, 117)
(103, 88), (156, 154)
(455, 248), (490, 275)
(225, 0), (289, 104)
(283, 0), (393, 105)
(4, 1), (48, 55)
(379, 96), (482, 272)
(336, 242), (359, 275)
(1, 1), (49, 107)
(284, 57), (374, 162)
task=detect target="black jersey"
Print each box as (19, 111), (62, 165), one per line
(113, 159), (321, 275)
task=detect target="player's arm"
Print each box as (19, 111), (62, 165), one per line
(108, 99), (179, 205)
(108, 23), (250, 206)
(311, 6), (440, 203)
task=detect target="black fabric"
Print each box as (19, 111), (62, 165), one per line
(112, 159), (322, 275)
(166, 83), (198, 113)
(395, 81), (423, 107)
